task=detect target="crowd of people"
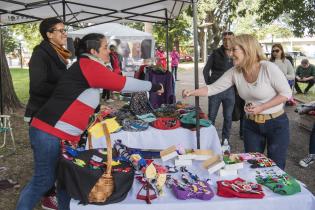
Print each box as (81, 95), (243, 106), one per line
(16, 17), (315, 210)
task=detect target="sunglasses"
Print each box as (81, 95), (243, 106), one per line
(272, 49), (280, 53)
(223, 31), (234, 36)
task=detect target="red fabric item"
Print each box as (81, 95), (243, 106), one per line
(217, 178), (264, 199)
(152, 117), (181, 130)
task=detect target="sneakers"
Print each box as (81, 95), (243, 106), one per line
(106, 99), (114, 103)
(41, 195), (58, 210)
(299, 154), (315, 168)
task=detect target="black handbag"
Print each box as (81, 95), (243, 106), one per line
(58, 122), (134, 205)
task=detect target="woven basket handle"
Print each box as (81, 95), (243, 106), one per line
(87, 115), (113, 176)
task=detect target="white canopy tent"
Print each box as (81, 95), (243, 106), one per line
(0, 0), (189, 26)
(68, 23), (153, 40)
(67, 23), (155, 59)
(0, 0), (202, 147)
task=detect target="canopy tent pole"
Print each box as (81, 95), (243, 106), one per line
(191, 0), (200, 149)
(62, 0), (66, 22)
(0, 27), (3, 115)
(165, 9), (169, 71)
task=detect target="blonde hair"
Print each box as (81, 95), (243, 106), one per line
(230, 34), (266, 73)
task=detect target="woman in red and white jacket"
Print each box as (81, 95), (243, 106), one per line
(16, 33), (163, 210)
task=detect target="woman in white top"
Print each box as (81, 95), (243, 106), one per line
(270, 43), (295, 86)
(182, 34), (292, 169)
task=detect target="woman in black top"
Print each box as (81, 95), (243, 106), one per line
(22, 17), (71, 210)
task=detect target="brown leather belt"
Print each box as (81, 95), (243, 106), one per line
(246, 110), (284, 124)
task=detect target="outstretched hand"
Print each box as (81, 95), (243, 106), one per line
(182, 89), (191, 99)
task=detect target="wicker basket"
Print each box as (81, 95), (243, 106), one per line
(88, 121), (114, 203)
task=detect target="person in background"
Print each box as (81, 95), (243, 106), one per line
(24, 17), (71, 210)
(16, 33), (164, 210)
(183, 34), (292, 170)
(132, 42), (141, 60)
(170, 46), (180, 81)
(299, 123), (315, 167)
(109, 44), (123, 75)
(102, 44), (123, 102)
(270, 43), (295, 85)
(270, 43), (295, 105)
(155, 46), (167, 70)
(202, 31), (235, 144)
(295, 59), (315, 94)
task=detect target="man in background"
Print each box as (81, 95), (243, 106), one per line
(295, 59), (315, 94)
(203, 31), (235, 144)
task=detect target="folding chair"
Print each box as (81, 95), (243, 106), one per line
(0, 115), (16, 151)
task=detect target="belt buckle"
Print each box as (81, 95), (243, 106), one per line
(254, 115), (265, 124)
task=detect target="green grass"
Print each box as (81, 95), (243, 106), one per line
(10, 68), (29, 104)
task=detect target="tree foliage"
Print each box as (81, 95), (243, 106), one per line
(152, 12), (192, 52)
(1, 27), (19, 54)
(10, 23), (41, 51)
(257, 0), (315, 36)
(232, 0), (293, 40)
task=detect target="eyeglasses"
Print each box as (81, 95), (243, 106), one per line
(272, 49), (280, 53)
(232, 48), (242, 52)
(51, 28), (67, 34)
(223, 31), (234, 36)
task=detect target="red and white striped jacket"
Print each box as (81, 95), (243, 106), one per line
(31, 55), (159, 143)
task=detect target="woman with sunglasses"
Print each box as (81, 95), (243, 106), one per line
(270, 43), (295, 85)
(17, 33), (163, 210)
(182, 34), (292, 170)
(22, 17), (71, 210)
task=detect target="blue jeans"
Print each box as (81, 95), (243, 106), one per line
(243, 113), (290, 170)
(309, 123), (315, 154)
(16, 126), (71, 210)
(171, 65), (178, 80)
(208, 87), (235, 141)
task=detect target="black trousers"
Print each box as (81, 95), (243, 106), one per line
(295, 79), (315, 93)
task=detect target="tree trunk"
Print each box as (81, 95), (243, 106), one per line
(0, 30), (23, 113)
(198, 29), (205, 62)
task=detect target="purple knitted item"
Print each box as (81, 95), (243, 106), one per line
(172, 181), (214, 200)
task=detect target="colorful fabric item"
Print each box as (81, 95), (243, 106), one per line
(166, 176), (214, 200)
(129, 92), (154, 115)
(136, 113), (157, 123)
(247, 157), (276, 168)
(217, 178), (264, 199)
(151, 117), (181, 130)
(180, 111), (211, 128)
(256, 170), (301, 195)
(122, 119), (149, 132)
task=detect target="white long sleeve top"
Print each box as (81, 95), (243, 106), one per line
(273, 58), (295, 80)
(207, 60), (292, 114)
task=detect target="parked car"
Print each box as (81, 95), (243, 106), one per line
(180, 54), (193, 62)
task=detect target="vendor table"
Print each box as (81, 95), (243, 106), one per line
(88, 126), (222, 155)
(70, 161), (315, 210)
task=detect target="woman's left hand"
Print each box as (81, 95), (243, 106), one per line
(246, 104), (264, 115)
